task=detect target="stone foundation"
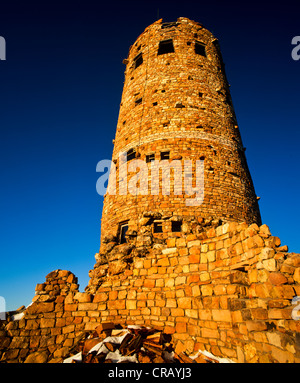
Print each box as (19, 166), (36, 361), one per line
(0, 221), (299, 363)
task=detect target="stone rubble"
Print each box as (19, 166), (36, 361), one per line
(0, 221), (299, 363)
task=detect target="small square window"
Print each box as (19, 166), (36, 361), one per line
(127, 148), (136, 162)
(160, 151), (170, 160)
(195, 41), (206, 57)
(154, 222), (163, 233)
(133, 53), (143, 69)
(172, 221), (182, 232)
(146, 154), (155, 163)
(158, 39), (174, 55)
(119, 222), (129, 244)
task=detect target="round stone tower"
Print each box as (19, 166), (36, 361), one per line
(99, 17), (261, 248)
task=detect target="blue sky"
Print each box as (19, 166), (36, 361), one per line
(0, 0), (299, 311)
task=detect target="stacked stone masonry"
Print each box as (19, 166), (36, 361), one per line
(1, 222), (299, 363)
(0, 17), (298, 364)
(100, 17), (261, 249)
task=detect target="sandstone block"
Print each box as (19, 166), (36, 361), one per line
(65, 303), (77, 311)
(259, 224), (271, 237)
(268, 272), (288, 286)
(201, 328), (219, 338)
(212, 309), (232, 322)
(144, 279), (155, 288)
(262, 259), (278, 272)
(35, 283), (46, 292)
(107, 300), (125, 310)
(109, 290), (118, 300)
(74, 292), (92, 303)
(167, 300), (183, 314)
(166, 238), (176, 247)
(24, 350), (49, 363)
(40, 318), (55, 328)
(187, 240), (201, 248)
(201, 285), (213, 296)
(175, 322), (187, 333)
(126, 300), (137, 310)
(200, 272), (210, 282)
(259, 247), (275, 261)
(198, 309), (212, 320)
(53, 347), (69, 359)
(78, 302), (98, 311)
(294, 268), (300, 283)
(175, 276), (186, 285)
(157, 257), (170, 266)
(93, 292), (108, 302)
(162, 247), (177, 255)
(166, 299), (177, 308)
(177, 297), (192, 309)
(176, 238), (186, 247)
(26, 302), (54, 315)
(174, 341), (185, 355)
(164, 278), (174, 287)
(185, 309), (198, 319)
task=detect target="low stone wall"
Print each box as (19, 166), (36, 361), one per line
(0, 222), (299, 362)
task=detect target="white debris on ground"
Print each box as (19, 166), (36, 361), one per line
(63, 324), (234, 364)
(190, 349), (235, 363)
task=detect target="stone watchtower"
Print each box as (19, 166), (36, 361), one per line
(1, 18), (299, 365)
(100, 17), (261, 250)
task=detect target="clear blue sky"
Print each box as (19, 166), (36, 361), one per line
(0, 0), (299, 311)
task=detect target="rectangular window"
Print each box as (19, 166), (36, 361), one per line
(158, 39), (174, 55)
(154, 222), (163, 233)
(146, 153), (155, 163)
(195, 41), (206, 57)
(172, 221), (182, 232)
(160, 151), (170, 160)
(119, 222), (129, 244)
(133, 53), (143, 69)
(127, 148), (136, 162)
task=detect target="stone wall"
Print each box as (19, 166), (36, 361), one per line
(0, 221), (299, 363)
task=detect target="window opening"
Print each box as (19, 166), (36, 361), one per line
(133, 53), (143, 69)
(119, 222), (129, 244)
(154, 222), (163, 233)
(195, 41), (206, 57)
(127, 148), (136, 162)
(135, 97), (142, 106)
(158, 39), (174, 55)
(160, 151), (170, 160)
(146, 154), (155, 163)
(172, 221), (182, 232)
